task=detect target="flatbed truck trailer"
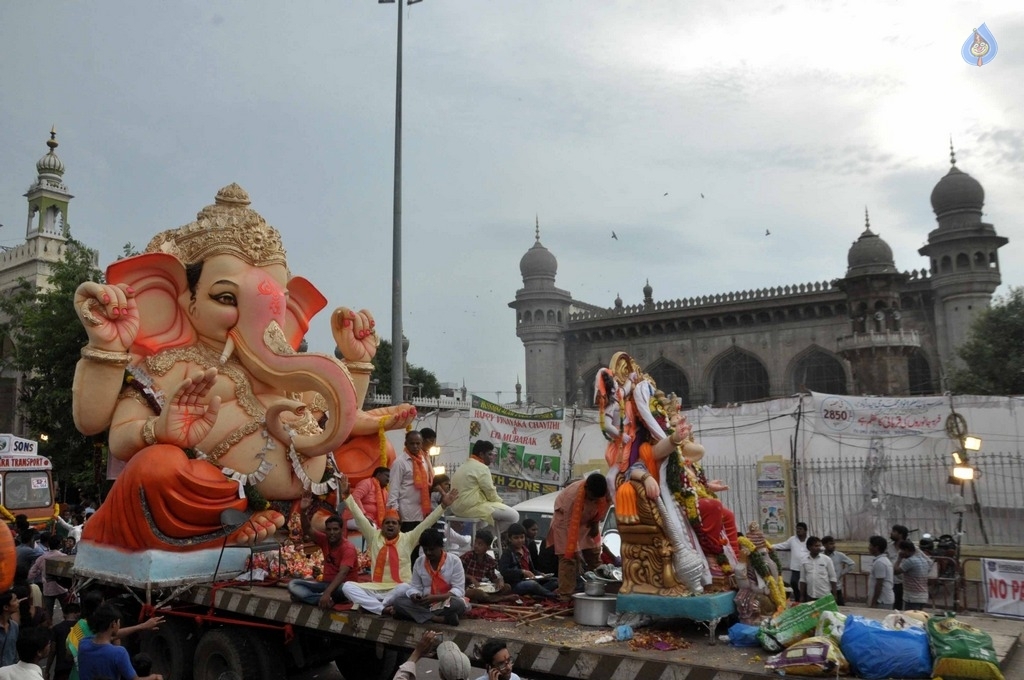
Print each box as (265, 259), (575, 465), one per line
(47, 554), (1024, 680)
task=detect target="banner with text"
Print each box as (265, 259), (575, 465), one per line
(811, 392), (949, 438)
(469, 396), (564, 495)
(983, 558), (1024, 619)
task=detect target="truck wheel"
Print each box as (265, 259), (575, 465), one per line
(193, 628), (267, 680)
(336, 644), (407, 680)
(140, 618), (197, 680)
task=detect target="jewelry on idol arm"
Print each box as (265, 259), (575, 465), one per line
(80, 345), (131, 366)
(345, 361), (375, 375)
(142, 416), (159, 446)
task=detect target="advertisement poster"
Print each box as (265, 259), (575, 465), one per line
(983, 558), (1024, 619)
(811, 392), (947, 438)
(469, 395), (563, 495)
(756, 455), (792, 541)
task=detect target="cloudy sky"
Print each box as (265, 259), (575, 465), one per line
(2, 1), (1021, 401)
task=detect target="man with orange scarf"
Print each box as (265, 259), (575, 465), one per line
(546, 474), (610, 598)
(340, 474), (458, 615)
(388, 431), (435, 533)
(390, 528), (468, 625)
(350, 466), (390, 530)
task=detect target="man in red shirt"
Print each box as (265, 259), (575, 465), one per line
(288, 496), (358, 609)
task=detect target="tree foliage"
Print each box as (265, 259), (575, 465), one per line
(370, 339), (441, 399)
(0, 239), (104, 496)
(948, 287), (1024, 395)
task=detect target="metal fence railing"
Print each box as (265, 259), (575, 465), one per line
(704, 451), (1024, 546)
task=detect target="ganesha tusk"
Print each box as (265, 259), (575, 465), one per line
(220, 336), (235, 365)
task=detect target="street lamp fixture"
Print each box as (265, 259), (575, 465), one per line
(39, 433), (49, 442)
(963, 436), (982, 451)
(428, 445), (441, 457)
(432, 464), (446, 476)
(952, 465), (975, 481)
(951, 451), (964, 465)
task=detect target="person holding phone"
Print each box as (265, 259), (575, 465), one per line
(475, 639), (520, 680)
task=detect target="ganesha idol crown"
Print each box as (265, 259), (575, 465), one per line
(144, 183), (287, 268)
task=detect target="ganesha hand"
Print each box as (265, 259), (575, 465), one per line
(353, 405), (418, 435)
(74, 282), (139, 351)
(643, 475), (660, 499)
(157, 368), (221, 449)
(331, 307), (378, 364)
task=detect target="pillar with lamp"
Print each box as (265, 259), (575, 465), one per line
(945, 412), (982, 611)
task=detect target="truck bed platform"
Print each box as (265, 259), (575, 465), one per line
(47, 554), (1024, 680)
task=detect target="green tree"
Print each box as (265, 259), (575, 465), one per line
(0, 238), (105, 496)
(948, 287), (1024, 395)
(369, 339), (441, 399)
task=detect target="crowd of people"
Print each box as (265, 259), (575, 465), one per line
(0, 501), (163, 680)
(773, 521), (950, 610)
(284, 429), (618, 628)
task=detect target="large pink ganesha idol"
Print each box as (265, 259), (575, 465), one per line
(71, 184), (413, 577)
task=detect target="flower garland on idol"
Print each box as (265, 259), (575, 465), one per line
(738, 535), (787, 611)
(664, 428), (732, 575)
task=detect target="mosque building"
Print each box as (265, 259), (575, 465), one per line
(0, 130), (91, 433)
(511, 151), (1008, 408)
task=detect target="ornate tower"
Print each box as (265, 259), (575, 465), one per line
(509, 219), (571, 407)
(918, 145), (1007, 378)
(25, 128), (72, 240)
(836, 210), (919, 395)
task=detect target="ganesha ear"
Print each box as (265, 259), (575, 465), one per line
(107, 253), (195, 356)
(285, 276), (328, 351)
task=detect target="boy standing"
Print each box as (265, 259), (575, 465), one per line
(799, 536), (836, 602)
(77, 603), (162, 680)
(867, 535), (895, 609)
(822, 536), (855, 606)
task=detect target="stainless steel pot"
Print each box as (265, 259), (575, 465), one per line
(573, 593), (616, 626)
(584, 580), (606, 597)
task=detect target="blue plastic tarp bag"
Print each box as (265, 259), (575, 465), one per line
(727, 622), (761, 647)
(840, 615), (931, 679)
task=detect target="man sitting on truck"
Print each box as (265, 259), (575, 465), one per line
(287, 494), (358, 609)
(339, 474), (458, 615)
(390, 529), (469, 625)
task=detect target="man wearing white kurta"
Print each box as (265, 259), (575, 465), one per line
(340, 475), (457, 614)
(449, 440), (519, 538)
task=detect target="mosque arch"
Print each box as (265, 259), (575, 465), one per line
(908, 349), (934, 395)
(940, 255), (952, 272)
(787, 346), (847, 394)
(579, 363), (603, 407)
(521, 310), (531, 323)
(645, 358), (691, 408)
(707, 348), (770, 406)
(547, 310), (556, 323)
(956, 252), (970, 269)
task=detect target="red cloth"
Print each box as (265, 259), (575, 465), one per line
(312, 532), (357, 584)
(82, 446), (251, 551)
(697, 497), (741, 557)
(426, 552), (452, 596)
(372, 538), (401, 583)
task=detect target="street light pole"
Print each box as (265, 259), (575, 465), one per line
(389, 0), (405, 405)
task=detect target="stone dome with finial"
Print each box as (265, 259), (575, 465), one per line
(36, 127), (65, 177)
(930, 139), (984, 219)
(846, 208), (897, 276)
(519, 216), (558, 279)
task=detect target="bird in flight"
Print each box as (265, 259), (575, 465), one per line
(700, 193), (705, 198)
(611, 231), (619, 240)
(765, 229), (771, 236)
(663, 192), (668, 196)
